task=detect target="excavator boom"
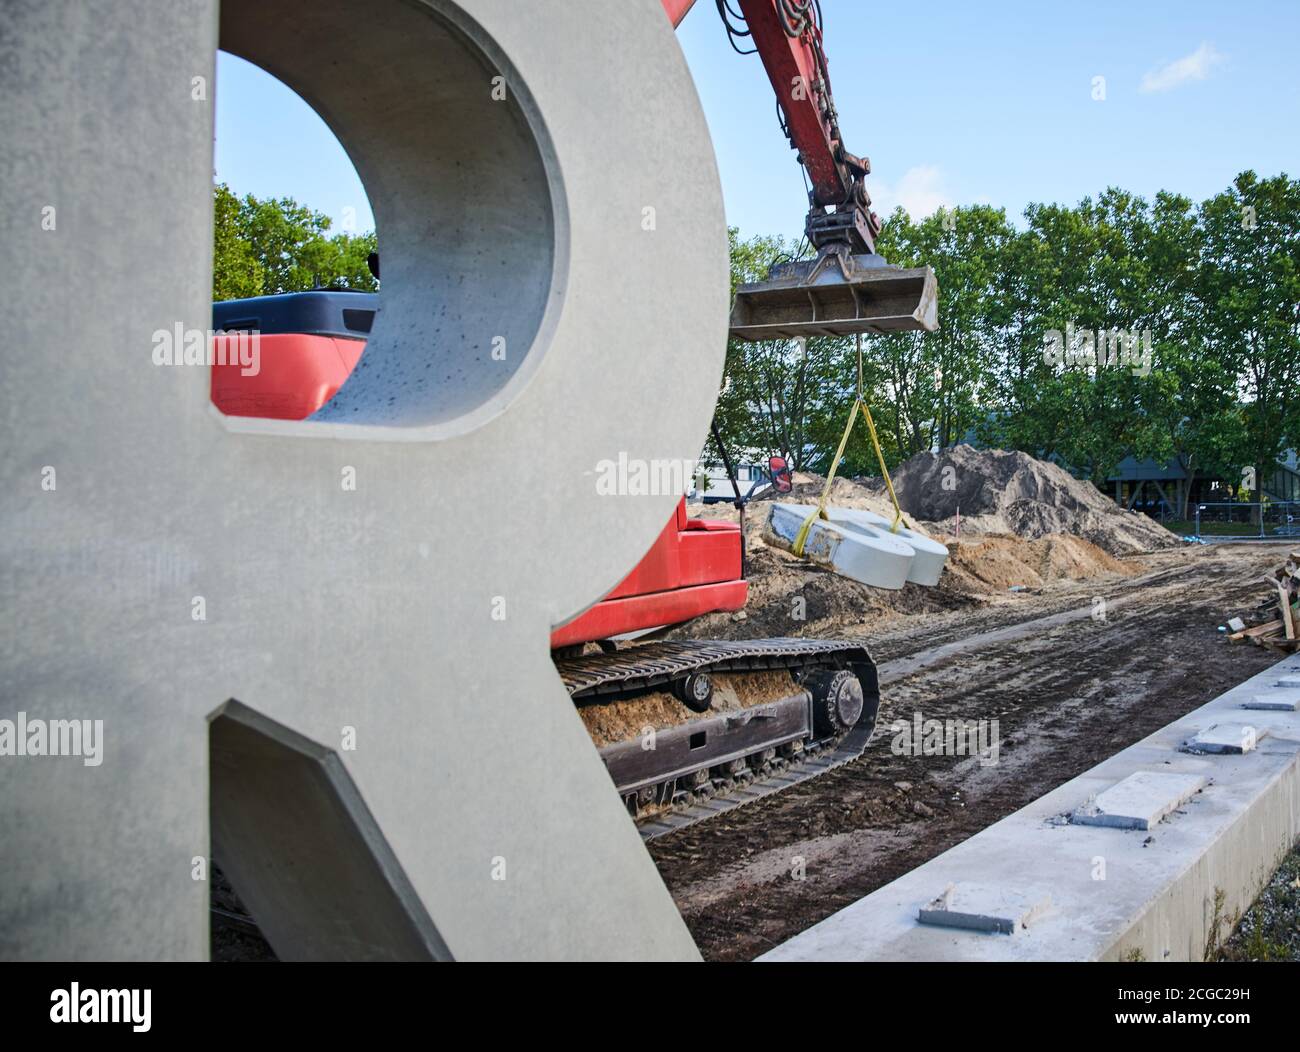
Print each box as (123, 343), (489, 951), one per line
(666, 0), (939, 341)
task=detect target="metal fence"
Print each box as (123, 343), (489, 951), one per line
(1192, 501), (1300, 539)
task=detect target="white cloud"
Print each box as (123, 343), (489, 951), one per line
(1139, 42), (1224, 93)
(872, 164), (953, 220)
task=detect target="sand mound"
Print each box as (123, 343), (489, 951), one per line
(864, 446), (1179, 556)
(941, 534), (1137, 592)
(668, 517), (1134, 645)
(750, 472), (903, 520)
(676, 453), (1148, 643)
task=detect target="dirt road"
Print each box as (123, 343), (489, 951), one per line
(648, 543), (1286, 961)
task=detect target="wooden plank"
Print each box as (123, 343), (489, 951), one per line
(1231, 619), (1283, 643)
(1274, 579), (1296, 640)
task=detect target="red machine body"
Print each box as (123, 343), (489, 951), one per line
(211, 333), (363, 420)
(550, 500), (746, 649)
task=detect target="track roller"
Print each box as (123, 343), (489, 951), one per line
(671, 671), (713, 712)
(806, 668), (865, 738)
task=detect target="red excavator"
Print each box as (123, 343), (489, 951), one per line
(211, 0), (939, 838)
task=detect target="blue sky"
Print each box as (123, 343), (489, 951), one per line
(215, 0), (1300, 242)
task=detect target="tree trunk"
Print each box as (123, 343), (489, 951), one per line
(1180, 468), (1196, 520)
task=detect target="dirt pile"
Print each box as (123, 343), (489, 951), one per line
(866, 446), (1179, 556)
(751, 472), (903, 519)
(942, 534), (1136, 592)
(676, 505), (1134, 645)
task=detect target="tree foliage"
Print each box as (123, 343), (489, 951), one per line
(708, 229), (847, 473)
(711, 171), (1300, 502)
(212, 182), (377, 301)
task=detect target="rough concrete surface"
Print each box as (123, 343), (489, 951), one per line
(1071, 770), (1207, 831)
(0, 0), (726, 961)
(1182, 723), (1269, 755)
(917, 882), (1052, 935)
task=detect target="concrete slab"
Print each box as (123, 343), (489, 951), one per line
(1274, 675), (1300, 689)
(823, 508), (949, 586)
(917, 882), (1051, 935)
(1244, 692), (1300, 711)
(760, 656), (1300, 961)
(1181, 723), (1269, 754)
(764, 502), (916, 590)
(1070, 770), (1206, 831)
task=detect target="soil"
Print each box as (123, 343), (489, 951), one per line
(210, 865), (277, 963)
(866, 445), (1181, 556)
(647, 543), (1286, 961)
(578, 670), (798, 748)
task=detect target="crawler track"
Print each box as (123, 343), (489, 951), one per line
(632, 720), (877, 839)
(596, 578), (1186, 839)
(556, 637), (874, 700)
(557, 637), (880, 836)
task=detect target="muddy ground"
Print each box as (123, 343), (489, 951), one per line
(648, 542), (1286, 962)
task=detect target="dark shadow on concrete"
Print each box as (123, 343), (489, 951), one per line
(209, 700), (451, 961)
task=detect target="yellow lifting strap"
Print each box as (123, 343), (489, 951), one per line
(791, 335), (904, 558)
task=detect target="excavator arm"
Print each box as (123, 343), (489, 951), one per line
(664, 0), (878, 253)
(664, 0), (938, 339)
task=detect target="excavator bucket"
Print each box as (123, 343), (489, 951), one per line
(730, 252), (938, 341)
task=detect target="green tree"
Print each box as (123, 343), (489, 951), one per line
(212, 183), (263, 300)
(979, 189), (1199, 482)
(1131, 191), (1242, 516)
(1194, 171), (1300, 508)
(870, 205), (1014, 462)
(708, 173), (1300, 508)
(212, 183), (378, 300)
